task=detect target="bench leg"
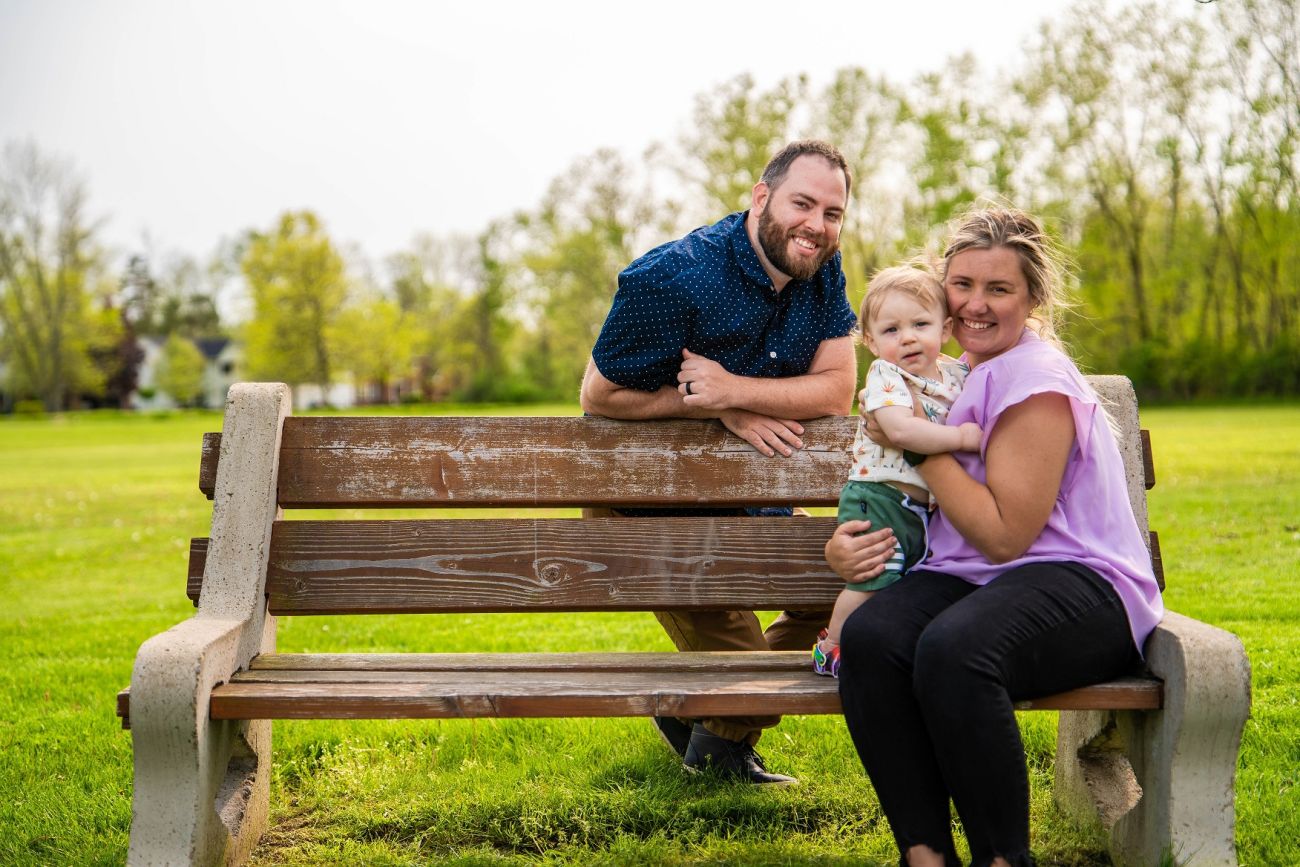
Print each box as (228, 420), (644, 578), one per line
(127, 618), (272, 867)
(1055, 612), (1251, 865)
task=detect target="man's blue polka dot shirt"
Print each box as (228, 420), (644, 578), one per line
(592, 211), (858, 391)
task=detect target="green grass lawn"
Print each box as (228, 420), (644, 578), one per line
(1, 402), (1296, 865)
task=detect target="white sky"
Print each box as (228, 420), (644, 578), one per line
(0, 0), (1082, 266)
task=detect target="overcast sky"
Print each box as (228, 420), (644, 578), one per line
(1, 0), (1084, 265)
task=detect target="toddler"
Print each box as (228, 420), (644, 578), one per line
(813, 265), (982, 676)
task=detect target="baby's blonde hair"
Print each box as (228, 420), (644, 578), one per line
(860, 263), (948, 336)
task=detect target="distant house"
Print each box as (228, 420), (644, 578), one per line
(132, 336), (244, 410)
(196, 338), (241, 409)
(290, 381), (358, 411)
(131, 336), (361, 411)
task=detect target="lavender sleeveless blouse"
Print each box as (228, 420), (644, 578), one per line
(924, 329), (1165, 653)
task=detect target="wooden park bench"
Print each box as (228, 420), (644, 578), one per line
(117, 377), (1249, 866)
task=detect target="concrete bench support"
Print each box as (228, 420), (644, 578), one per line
(1055, 612), (1251, 865)
(127, 384), (289, 867)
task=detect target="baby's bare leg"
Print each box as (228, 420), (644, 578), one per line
(823, 588), (877, 647)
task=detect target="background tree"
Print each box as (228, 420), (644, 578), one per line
(121, 252), (223, 339)
(89, 310), (144, 409)
(446, 221), (518, 401)
(515, 150), (656, 398)
(0, 140), (118, 410)
(668, 73), (804, 222)
(240, 211), (347, 397)
(385, 233), (477, 400)
(155, 332), (205, 407)
(810, 67), (907, 302)
(332, 295), (424, 403)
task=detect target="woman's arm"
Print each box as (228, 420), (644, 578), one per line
(917, 392), (1074, 563)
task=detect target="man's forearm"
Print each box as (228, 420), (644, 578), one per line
(586, 371), (846, 422)
(726, 369), (853, 419)
(580, 361), (712, 420)
(583, 382), (711, 419)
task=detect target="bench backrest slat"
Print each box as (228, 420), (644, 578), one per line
(188, 516), (844, 614)
(200, 416), (854, 508)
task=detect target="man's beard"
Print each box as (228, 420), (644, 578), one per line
(757, 208), (836, 282)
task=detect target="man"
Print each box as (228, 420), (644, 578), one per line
(581, 140), (860, 784)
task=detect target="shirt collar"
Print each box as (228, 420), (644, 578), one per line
(728, 210), (778, 288)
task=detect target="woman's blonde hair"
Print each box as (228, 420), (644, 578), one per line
(941, 205), (1119, 431)
(940, 205), (1073, 352)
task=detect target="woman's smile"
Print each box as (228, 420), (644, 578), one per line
(944, 246), (1034, 367)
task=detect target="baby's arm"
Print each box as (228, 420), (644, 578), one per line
(873, 404), (982, 454)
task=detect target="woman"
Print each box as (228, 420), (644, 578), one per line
(825, 207), (1164, 866)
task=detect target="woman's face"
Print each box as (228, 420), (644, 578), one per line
(944, 246), (1035, 367)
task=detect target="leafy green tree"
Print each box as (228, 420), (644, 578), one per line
(240, 211), (347, 396)
(668, 73), (805, 221)
(810, 68), (907, 301)
(156, 333), (205, 407)
(516, 150), (655, 398)
(898, 55), (991, 242)
(332, 296), (423, 402)
(0, 140), (118, 410)
(121, 252), (222, 339)
(385, 233), (474, 399)
(453, 222), (516, 400)
(1212, 0), (1300, 350)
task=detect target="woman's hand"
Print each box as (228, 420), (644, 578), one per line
(825, 520), (896, 585)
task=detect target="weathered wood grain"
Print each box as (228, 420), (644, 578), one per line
(1149, 530), (1164, 591)
(201, 667), (1159, 720)
(199, 416), (855, 507)
(189, 519), (1168, 610)
(187, 517), (845, 613)
(204, 672), (834, 719)
(198, 418), (1158, 507)
(115, 656), (1163, 724)
(1141, 429), (1156, 490)
(249, 651), (818, 672)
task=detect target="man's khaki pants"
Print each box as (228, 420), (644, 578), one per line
(585, 508), (830, 745)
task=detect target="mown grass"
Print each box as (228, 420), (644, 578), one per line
(0, 402), (1295, 864)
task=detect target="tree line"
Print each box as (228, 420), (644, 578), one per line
(1, 0), (1296, 411)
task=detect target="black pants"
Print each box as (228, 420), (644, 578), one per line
(837, 562), (1140, 866)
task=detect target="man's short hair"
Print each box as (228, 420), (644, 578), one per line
(760, 140), (852, 200)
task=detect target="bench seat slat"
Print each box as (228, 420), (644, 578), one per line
(116, 659), (1162, 726)
(200, 416), (855, 507)
(189, 517), (845, 613)
(244, 652), (1164, 711)
(209, 672), (840, 719)
(199, 660), (1161, 720)
(250, 651), (821, 672)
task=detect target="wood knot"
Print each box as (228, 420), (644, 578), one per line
(537, 562), (565, 585)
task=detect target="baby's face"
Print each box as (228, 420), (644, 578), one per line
(865, 293), (952, 378)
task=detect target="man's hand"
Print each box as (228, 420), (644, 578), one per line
(719, 408), (804, 457)
(677, 348), (739, 410)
